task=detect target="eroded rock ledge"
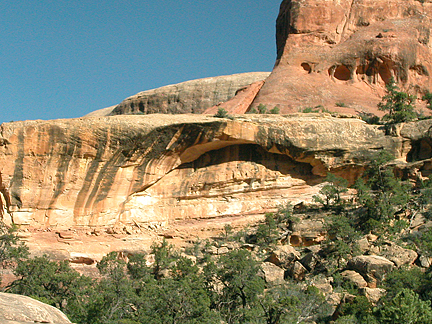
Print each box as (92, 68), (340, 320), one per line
(0, 114), (431, 229)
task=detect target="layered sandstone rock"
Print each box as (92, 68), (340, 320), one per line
(88, 72), (270, 116)
(0, 293), (72, 324)
(1, 114), (431, 229)
(253, 0), (432, 115)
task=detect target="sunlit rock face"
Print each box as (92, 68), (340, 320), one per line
(88, 72), (269, 116)
(1, 114), (431, 229)
(0, 293), (73, 324)
(252, 0), (432, 115)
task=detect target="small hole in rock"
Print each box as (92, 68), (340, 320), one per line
(301, 63), (312, 73)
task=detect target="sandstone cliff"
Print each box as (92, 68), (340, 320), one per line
(1, 114), (431, 229)
(252, 0), (432, 115)
(86, 72), (270, 117)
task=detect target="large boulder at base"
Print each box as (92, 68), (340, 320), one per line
(0, 292), (72, 324)
(347, 255), (395, 282)
(340, 270), (368, 289)
(361, 287), (387, 305)
(288, 261), (308, 281)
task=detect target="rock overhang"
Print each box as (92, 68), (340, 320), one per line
(1, 114), (430, 228)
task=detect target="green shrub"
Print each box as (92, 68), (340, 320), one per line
(302, 107), (319, 113)
(255, 213), (279, 247)
(359, 112), (381, 125)
(376, 289), (432, 324)
(270, 106), (280, 114)
(258, 104), (268, 114)
(339, 296), (377, 323)
(0, 222), (28, 284)
(378, 77), (417, 124)
(214, 108), (229, 118)
(313, 173), (348, 210)
(422, 91), (432, 110)
(354, 151), (410, 233)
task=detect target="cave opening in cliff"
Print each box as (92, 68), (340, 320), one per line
(407, 139), (432, 163)
(333, 65), (351, 81)
(177, 144), (317, 184)
(378, 64), (392, 84)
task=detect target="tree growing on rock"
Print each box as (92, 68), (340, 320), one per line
(378, 77), (417, 124)
(0, 221), (28, 285)
(313, 173), (348, 210)
(354, 151), (410, 233)
(422, 91), (432, 111)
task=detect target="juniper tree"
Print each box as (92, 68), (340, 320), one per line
(378, 77), (417, 124)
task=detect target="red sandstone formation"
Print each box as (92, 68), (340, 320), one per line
(252, 0), (432, 115)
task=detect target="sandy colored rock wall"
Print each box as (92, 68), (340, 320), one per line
(1, 114), (431, 229)
(107, 72), (270, 116)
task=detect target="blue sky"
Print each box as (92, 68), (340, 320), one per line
(0, 1), (281, 123)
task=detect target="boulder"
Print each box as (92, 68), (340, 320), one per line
(205, 246), (219, 255)
(379, 242), (418, 267)
(311, 276), (333, 295)
(300, 252), (321, 272)
(291, 218), (326, 246)
(258, 262), (285, 286)
(356, 238), (370, 254)
(347, 255), (395, 282)
(340, 270), (368, 289)
(217, 246), (230, 255)
(266, 245), (300, 269)
(419, 255), (432, 268)
(0, 292), (72, 324)
(69, 253), (95, 265)
(288, 261), (308, 281)
(305, 245), (322, 254)
(326, 292), (343, 307)
(361, 287), (386, 305)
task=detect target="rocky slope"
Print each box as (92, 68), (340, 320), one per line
(1, 114), (431, 231)
(251, 0), (432, 115)
(86, 72), (269, 117)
